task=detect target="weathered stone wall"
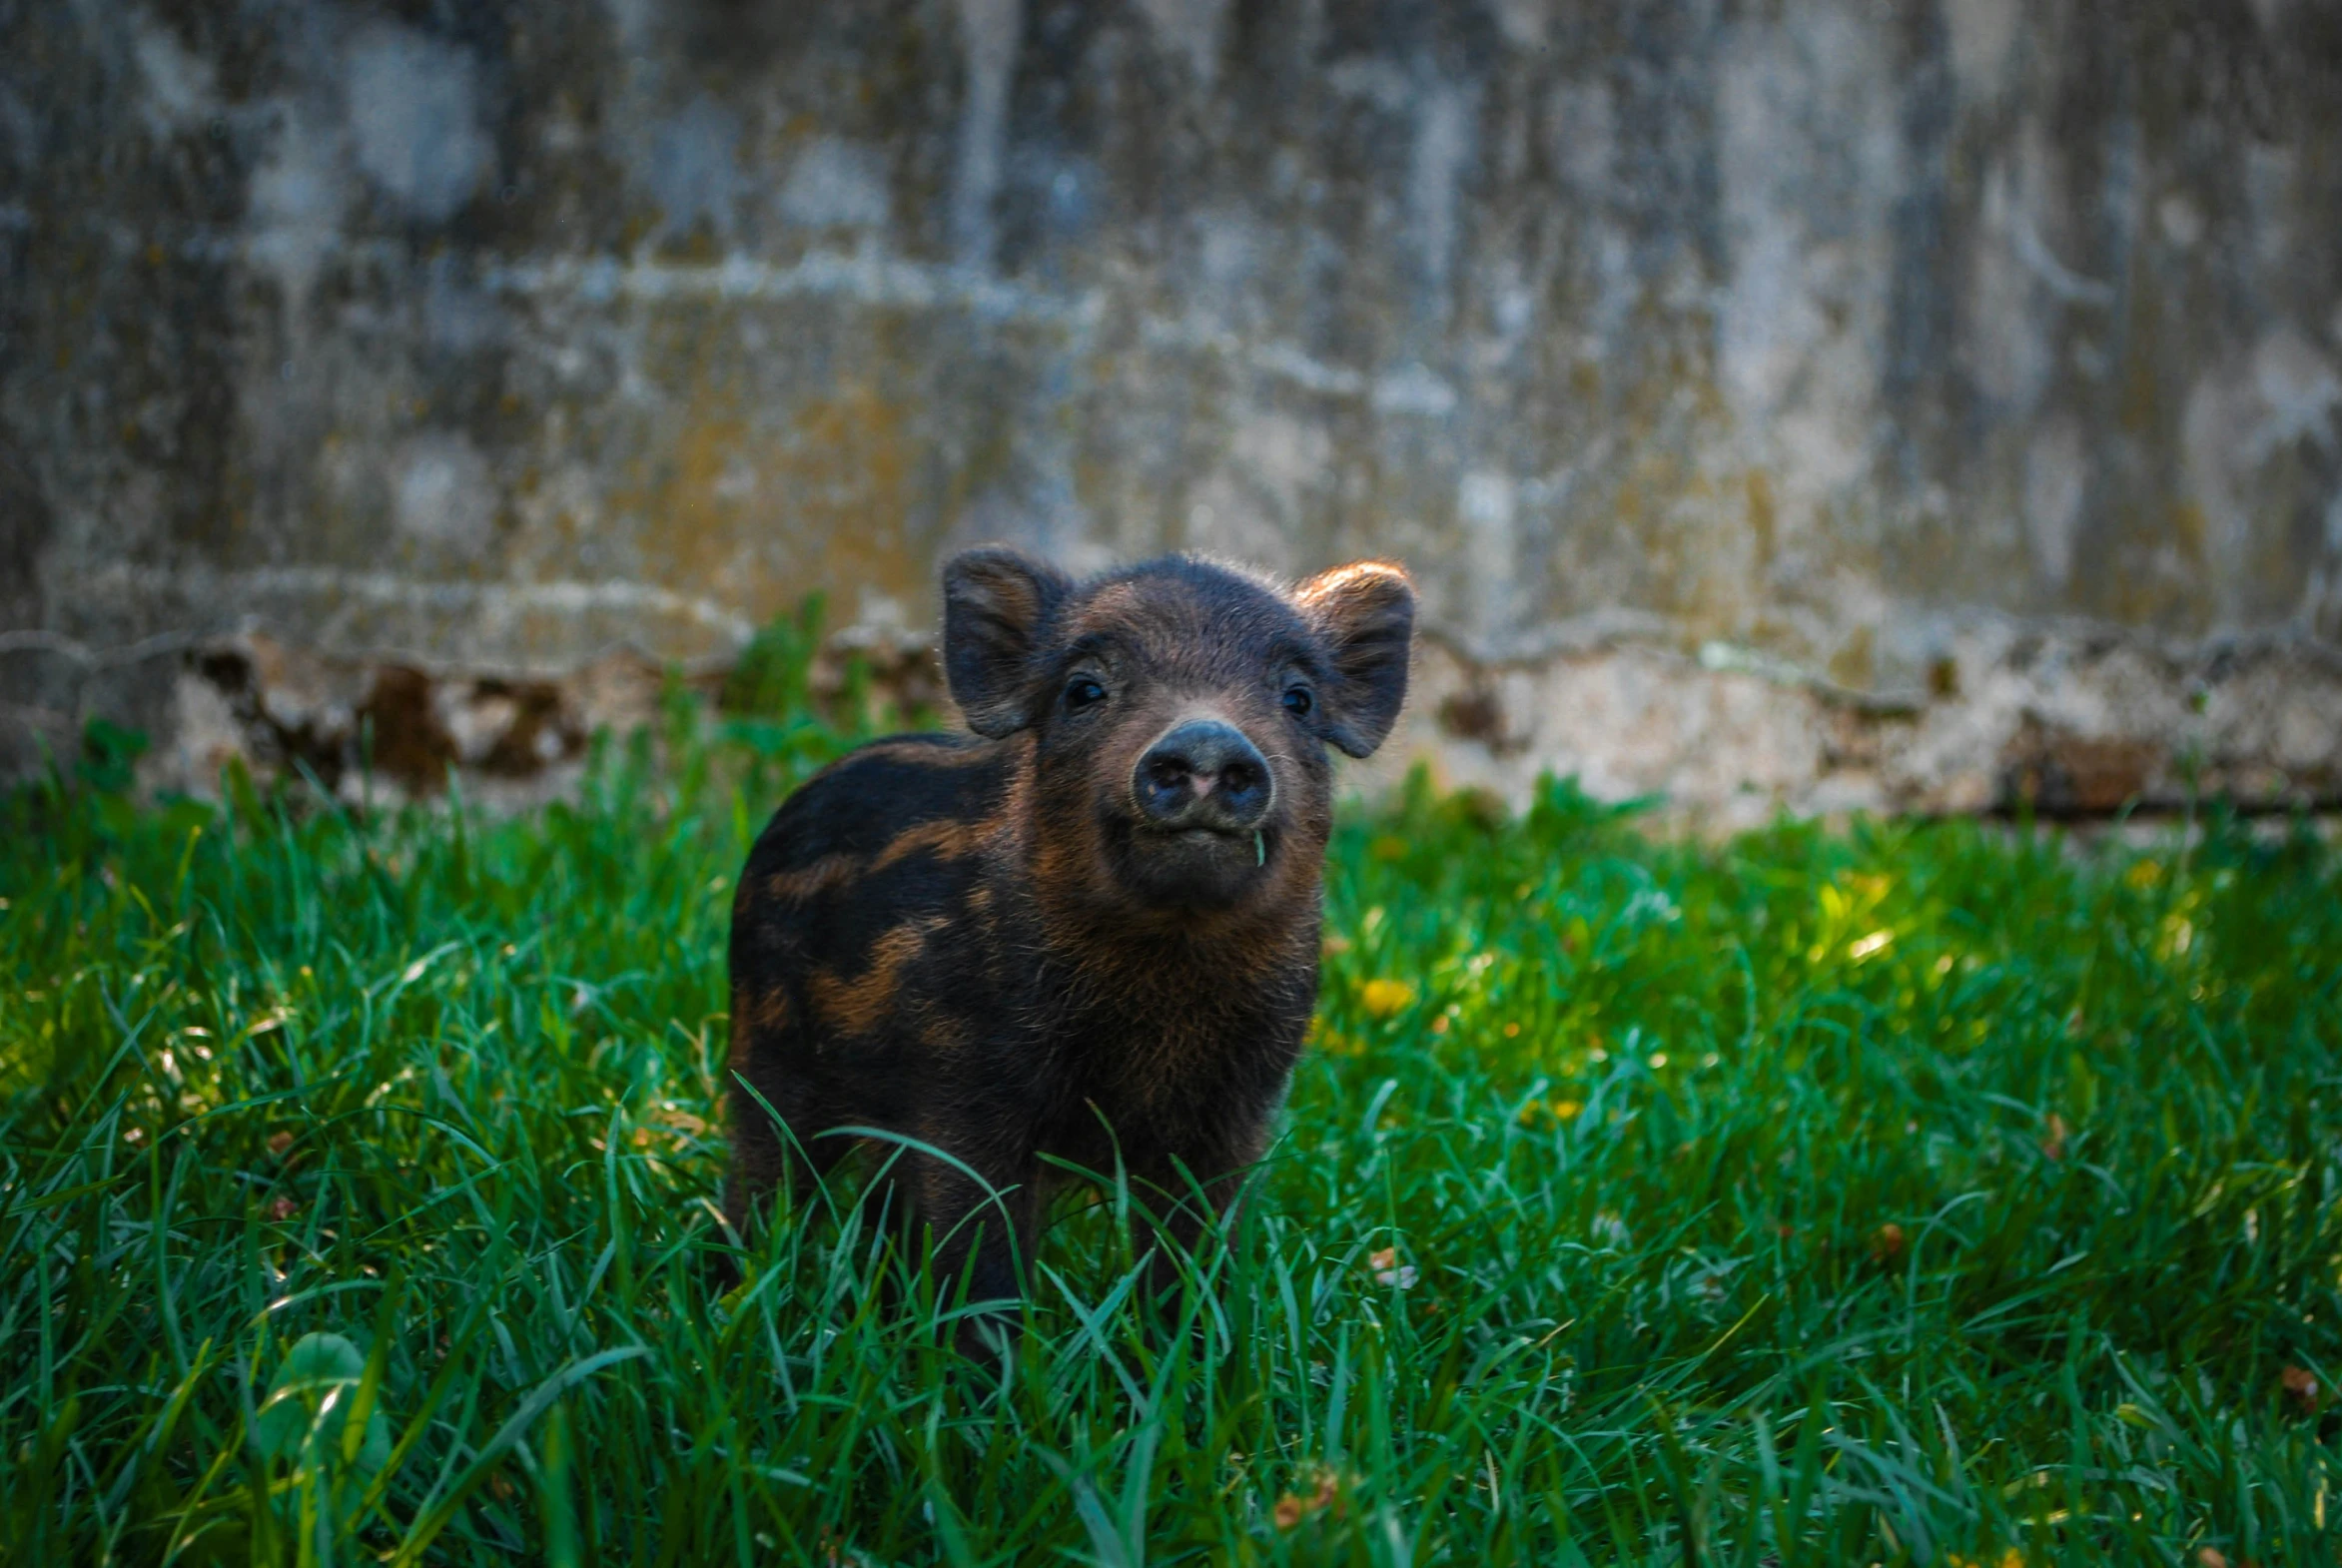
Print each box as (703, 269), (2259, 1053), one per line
(5, 0), (2340, 814)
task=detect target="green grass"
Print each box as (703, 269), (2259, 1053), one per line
(3, 711), (2339, 1566)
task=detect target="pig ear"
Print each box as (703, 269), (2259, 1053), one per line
(943, 546), (1074, 737)
(1293, 560), (1415, 758)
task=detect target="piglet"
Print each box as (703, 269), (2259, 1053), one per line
(726, 548), (1414, 1316)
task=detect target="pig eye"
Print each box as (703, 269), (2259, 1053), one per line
(1063, 675), (1108, 712)
(1281, 685), (1314, 718)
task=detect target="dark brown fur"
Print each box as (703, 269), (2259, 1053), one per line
(725, 549), (1414, 1318)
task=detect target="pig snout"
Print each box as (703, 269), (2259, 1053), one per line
(1133, 719), (1272, 833)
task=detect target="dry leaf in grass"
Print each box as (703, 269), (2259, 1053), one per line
(2040, 1113), (2068, 1162)
(267, 1130), (295, 1157)
(1871, 1222), (1906, 1263)
(1272, 1471), (1340, 1530)
(269, 1195), (299, 1221)
(2282, 1364), (2321, 1412)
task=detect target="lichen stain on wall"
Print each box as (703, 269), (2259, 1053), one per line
(620, 375), (926, 630)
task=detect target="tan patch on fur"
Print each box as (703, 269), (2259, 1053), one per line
(808, 917), (947, 1037)
(1067, 580), (1145, 629)
(764, 853), (858, 903)
(747, 987), (790, 1032)
(988, 733), (1039, 875)
(727, 983), (785, 1067)
(761, 808), (996, 913)
(857, 738), (997, 769)
(870, 814), (996, 874)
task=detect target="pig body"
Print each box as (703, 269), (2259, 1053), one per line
(726, 550), (1414, 1310)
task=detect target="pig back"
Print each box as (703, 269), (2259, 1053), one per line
(728, 733), (1032, 1111)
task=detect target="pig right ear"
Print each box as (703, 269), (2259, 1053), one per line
(1294, 559), (1415, 758)
(943, 546), (1074, 737)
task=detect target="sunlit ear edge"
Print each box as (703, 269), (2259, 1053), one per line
(1293, 560), (1415, 760)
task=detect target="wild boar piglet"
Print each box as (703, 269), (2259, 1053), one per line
(726, 547), (1415, 1314)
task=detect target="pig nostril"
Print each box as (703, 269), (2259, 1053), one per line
(1137, 752), (1196, 822)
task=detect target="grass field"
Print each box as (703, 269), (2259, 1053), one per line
(3, 704), (2339, 1566)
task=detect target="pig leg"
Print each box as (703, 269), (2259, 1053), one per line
(714, 1083), (857, 1298)
(723, 1067), (857, 1237)
(1129, 1122), (1271, 1307)
(903, 1146), (1043, 1330)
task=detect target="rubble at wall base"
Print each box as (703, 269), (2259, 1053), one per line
(91, 620), (2342, 829)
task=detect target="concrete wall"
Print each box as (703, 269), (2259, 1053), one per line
(5, 0), (2340, 817)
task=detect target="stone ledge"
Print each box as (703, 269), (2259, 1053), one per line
(59, 617), (2340, 826)
(1359, 623), (2342, 830)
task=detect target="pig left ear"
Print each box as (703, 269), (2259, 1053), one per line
(1293, 560), (1415, 758)
(943, 546), (1075, 737)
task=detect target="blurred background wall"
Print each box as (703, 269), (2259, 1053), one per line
(5, 0), (2340, 821)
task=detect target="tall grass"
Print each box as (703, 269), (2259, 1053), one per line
(1, 709), (2337, 1565)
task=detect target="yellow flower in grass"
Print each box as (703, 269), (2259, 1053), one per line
(1305, 1017), (1364, 1057)
(1518, 1098), (1585, 1128)
(1358, 978), (1415, 1020)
